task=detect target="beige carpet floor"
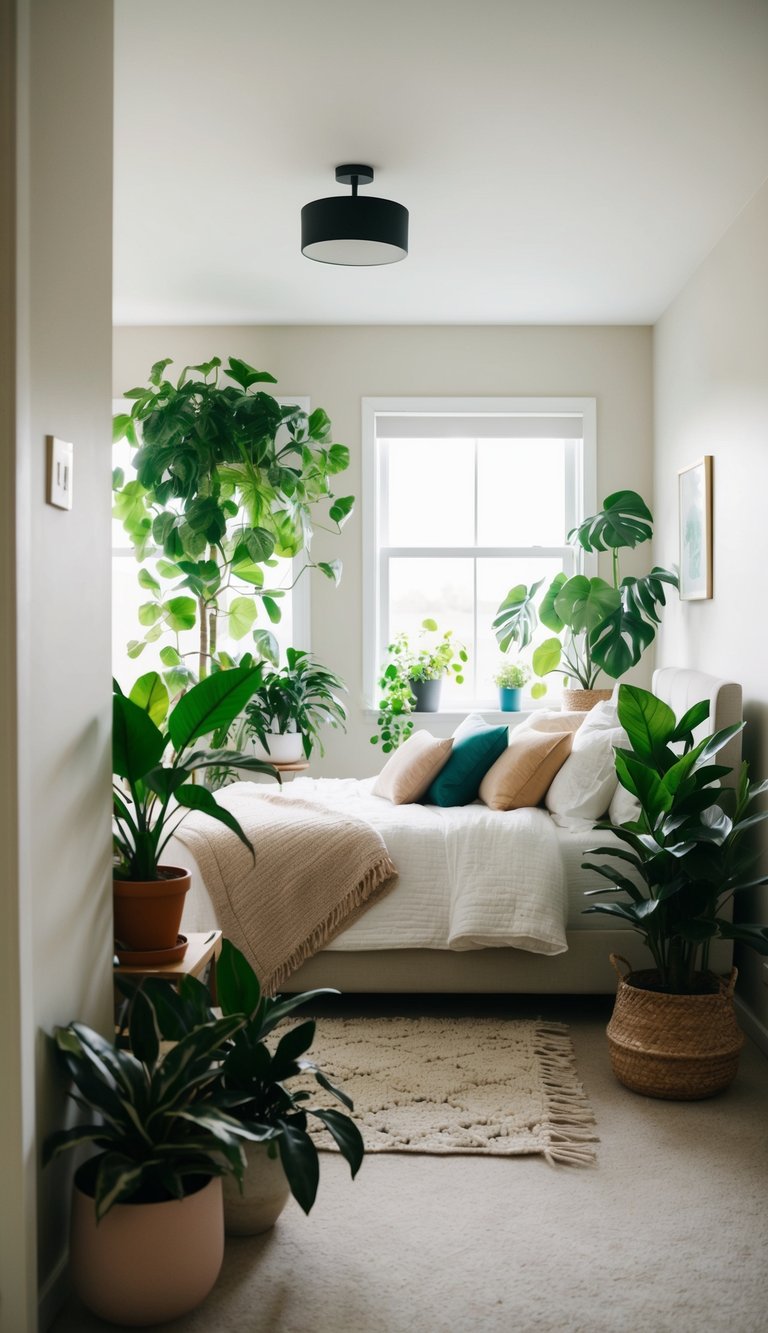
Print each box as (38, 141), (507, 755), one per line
(52, 995), (768, 1333)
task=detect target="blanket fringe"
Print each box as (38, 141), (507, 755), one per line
(263, 853), (398, 995)
(533, 1021), (599, 1167)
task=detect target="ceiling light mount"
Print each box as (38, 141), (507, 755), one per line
(301, 164), (409, 267)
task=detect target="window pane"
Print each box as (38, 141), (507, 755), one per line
(386, 439), (474, 546)
(477, 439), (566, 546)
(388, 557), (474, 706)
(476, 557), (566, 703)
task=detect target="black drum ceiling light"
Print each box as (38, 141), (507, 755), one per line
(301, 165), (409, 266)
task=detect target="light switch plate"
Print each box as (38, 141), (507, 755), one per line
(47, 436), (74, 509)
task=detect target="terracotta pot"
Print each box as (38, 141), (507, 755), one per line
(70, 1168), (224, 1326)
(113, 866), (191, 953)
(606, 955), (744, 1100)
(222, 1140), (291, 1236)
(562, 687), (613, 712)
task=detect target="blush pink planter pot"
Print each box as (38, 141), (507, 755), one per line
(70, 1171), (224, 1327)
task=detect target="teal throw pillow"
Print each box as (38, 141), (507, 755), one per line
(423, 725), (508, 806)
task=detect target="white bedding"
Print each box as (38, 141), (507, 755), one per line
(177, 776), (572, 956)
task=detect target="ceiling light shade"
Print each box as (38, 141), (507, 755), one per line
(301, 165), (409, 266)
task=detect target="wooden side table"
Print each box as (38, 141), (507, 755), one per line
(114, 930), (223, 995)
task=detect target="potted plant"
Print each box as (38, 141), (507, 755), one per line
(494, 491), (678, 709)
(143, 940), (365, 1234)
(113, 665), (277, 958)
(43, 981), (266, 1326)
(582, 683), (768, 1099)
(113, 355), (354, 688)
(237, 647), (348, 764)
(493, 661), (530, 712)
(371, 620), (468, 751)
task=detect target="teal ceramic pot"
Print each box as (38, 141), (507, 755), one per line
(499, 686), (522, 712)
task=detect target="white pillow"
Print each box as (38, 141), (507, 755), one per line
(452, 712), (507, 742)
(545, 700), (627, 822)
(608, 784), (642, 825)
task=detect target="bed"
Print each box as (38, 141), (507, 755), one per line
(178, 667), (742, 994)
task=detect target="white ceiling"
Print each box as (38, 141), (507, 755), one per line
(114, 0), (768, 326)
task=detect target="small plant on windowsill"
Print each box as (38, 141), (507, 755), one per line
(370, 620), (468, 753)
(493, 661), (530, 691)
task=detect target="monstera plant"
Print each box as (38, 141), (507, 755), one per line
(113, 356), (354, 689)
(494, 491), (678, 694)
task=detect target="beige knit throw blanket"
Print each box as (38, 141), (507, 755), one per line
(174, 786), (398, 993)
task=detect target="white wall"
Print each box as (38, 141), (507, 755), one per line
(1, 3), (114, 1328)
(114, 325), (653, 776)
(654, 179), (768, 1031)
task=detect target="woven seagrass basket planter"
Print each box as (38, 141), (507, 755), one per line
(562, 688), (613, 712)
(607, 955), (744, 1101)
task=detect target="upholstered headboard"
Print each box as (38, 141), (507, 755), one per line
(652, 667), (743, 781)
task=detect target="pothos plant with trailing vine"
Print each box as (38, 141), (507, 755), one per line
(113, 356), (354, 692)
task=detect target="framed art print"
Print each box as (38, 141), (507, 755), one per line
(678, 456), (713, 600)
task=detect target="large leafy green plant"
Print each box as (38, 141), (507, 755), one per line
(156, 940), (364, 1215)
(239, 648), (348, 760)
(113, 666), (278, 881)
(583, 684), (768, 993)
(494, 491), (678, 692)
(371, 620), (468, 752)
(43, 980), (267, 1220)
(113, 356), (354, 687)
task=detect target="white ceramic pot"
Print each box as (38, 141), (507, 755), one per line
(252, 731), (306, 764)
(222, 1141), (291, 1236)
(70, 1170), (224, 1326)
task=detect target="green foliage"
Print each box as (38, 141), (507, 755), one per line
(493, 661), (530, 689)
(213, 939), (364, 1215)
(113, 357), (354, 686)
(235, 648), (348, 762)
(43, 980), (266, 1220)
(494, 491), (678, 692)
(582, 684), (768, 993)
(370, 621), (469, 753)
(113, 668), (280, 881)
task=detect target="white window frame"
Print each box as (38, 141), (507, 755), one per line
(362, 396), (597, 709)
(112, 396), (311, 673)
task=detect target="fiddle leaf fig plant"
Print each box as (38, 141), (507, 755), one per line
(114, 356), (354, 687)
(494, 491), (678, 692)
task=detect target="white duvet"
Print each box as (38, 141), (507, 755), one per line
(178, 776), (569, 956)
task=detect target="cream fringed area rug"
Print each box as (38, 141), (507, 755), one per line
(306, 1016), (598, 1166)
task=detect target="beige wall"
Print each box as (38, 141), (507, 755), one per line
(654, 179), (768, 1032)
(3, 2), (114, 1328)
(114, 325), (653, 776)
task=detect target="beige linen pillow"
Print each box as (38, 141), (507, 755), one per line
(478, 729), (573, 811)
(516, 709), (587, 736)
(373, 731), (454, 804)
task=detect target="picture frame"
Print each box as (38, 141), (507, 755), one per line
(678, 456), (713, 600)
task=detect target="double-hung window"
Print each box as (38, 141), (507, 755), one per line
(363, 397), (596, 710)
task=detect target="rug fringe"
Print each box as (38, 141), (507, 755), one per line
(264, 854), (397, 995)
(533, 1021), (599, 1167)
